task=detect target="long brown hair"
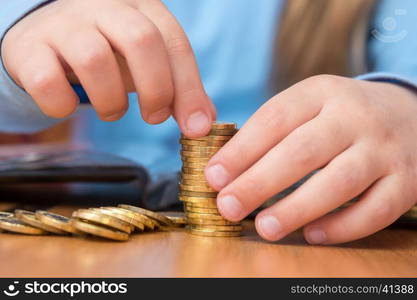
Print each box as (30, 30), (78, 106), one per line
(276, 0), (377, 89)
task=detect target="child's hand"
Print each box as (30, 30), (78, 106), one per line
(205, 75), (417, 244)
(1, 0), (215, 137)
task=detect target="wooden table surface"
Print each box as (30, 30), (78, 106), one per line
(1, 200), (416, 278)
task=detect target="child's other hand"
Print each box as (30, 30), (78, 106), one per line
(205, 75), (417, 244)
(1, 0), (215, 137)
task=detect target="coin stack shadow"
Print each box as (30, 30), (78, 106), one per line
(179, 122), (242, 237)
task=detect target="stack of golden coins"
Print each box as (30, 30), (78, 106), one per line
(0, 206), (186, 241)
(179, 122), (242, 237)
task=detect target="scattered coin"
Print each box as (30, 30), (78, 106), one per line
(70, 219), (129, 241)
(101, 206), (157, 230)
(118, 204), (174, 227)
(0, 217), (46, 235)
(15, 209), (67, 235)
(160, 212), (187, 227)
(0, 212), (13, 218)
(35, 210), (82, 235)
(72, 209), (132, 234)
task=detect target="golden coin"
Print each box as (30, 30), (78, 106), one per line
(180, 173), (207, 180)
(189, 225), (243, 231)
(72, 209), (132, 233)
(0, 212), (13, 218)
(0, 217), (46, 235)
(71, 219), (129, 241)
(160, 212), (187, 226)
(179, 184), (217, 193)
(211, 122), (237, 130)
(184, 206), (219, 214)
(181, 167), (206, 174)
(181, 145), (222, 152)
(182, 162), (208, 169)
(167, 216), (187, 226)
(188, 228), (242, 237)
(181, 135), (232, 142)
(186, 212), (227, 220)
(178, 195), (217, 205)
(180, 151), (218, 158)
(118, 204), (173, 226)
(186, 218), (239, 226)
(157, 225), (182, 232)
(181, 196), (217, 203)
(182, 201), (218, 209)
(207, 129), (238, 136)
(180, 139), (228, 147)
(179, 190), (218, 197)
(180, 179), (212, 187)
(101, 207), (156, 230)
(35, 210), (82, 235)
(181, 156), (211, 163)
(91, 208), (143, 232)
(15, 209), (67, 235)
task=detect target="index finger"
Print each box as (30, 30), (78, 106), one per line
(135, 0), (216, 137)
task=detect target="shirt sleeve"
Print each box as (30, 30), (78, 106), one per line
(357, 0), (417, 92)
(0, 0), (62, 133)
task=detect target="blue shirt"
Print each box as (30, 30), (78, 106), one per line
(1, 0), (417, 176)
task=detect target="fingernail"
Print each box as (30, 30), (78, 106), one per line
(186, 111), (209, 133)
(306, 227), (327, 245)
(257, 215), (282, 240)
(218, 195), (243, 221)
(205, 164), (230, 190)
(148, 107), (171, 124)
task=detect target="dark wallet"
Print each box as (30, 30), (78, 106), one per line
(0, 150), (149, 185)
(0, 150), (186, 211)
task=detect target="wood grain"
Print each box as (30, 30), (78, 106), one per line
(0, 205), (416, 277)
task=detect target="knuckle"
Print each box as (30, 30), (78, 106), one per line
(178, 86), (204, 100)
(145, 88), (173, 108)
(165, 36), (192, 56)
(289, 133), (318, 167)
(305, 74), (344, 88)
(302, 74), (347, 99)
(127, 25), (159, 49)
(256, 99), (287, 129)
(26, 71), (57, 94)
(332, 168), (361, 196)
(77, 47), (108, 71)
(373, 201), (395, 224)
